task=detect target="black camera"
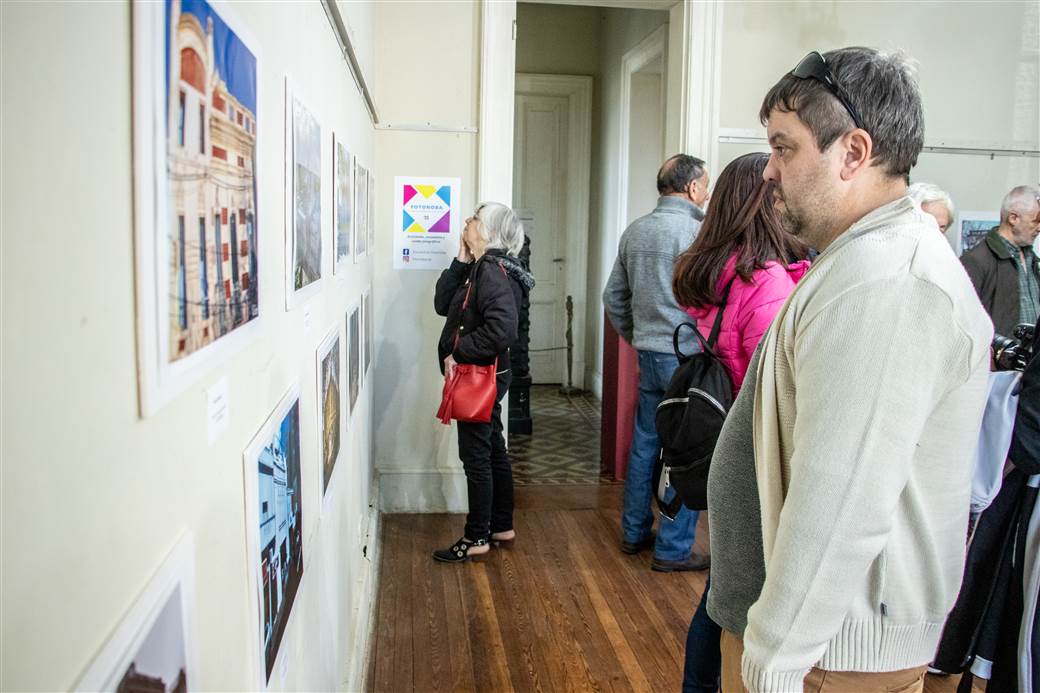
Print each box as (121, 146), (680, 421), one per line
(993, 323), (1036, 371)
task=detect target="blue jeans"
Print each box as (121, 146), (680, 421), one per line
(621, 350), (700, 560)
(682, 578), (722, 693)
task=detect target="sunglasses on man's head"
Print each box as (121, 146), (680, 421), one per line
(791, 51), (866, 132)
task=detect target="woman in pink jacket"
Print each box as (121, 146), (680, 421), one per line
(673, 152), (810, 394)
(672, 152), (809, 693)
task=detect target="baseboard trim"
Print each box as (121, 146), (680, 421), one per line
(377, 468), (468, 513)
(343, 484), (382, 692)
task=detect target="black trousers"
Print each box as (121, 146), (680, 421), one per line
(457, 371), (513, 541)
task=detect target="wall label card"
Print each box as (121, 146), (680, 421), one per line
(207, 376), (230, 445)
(393, 176), (461, 270)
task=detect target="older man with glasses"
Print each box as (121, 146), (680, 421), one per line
(703, 47), (992, 692)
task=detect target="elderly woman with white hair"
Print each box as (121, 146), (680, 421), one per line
(908, 181), (956, 234)
(432, 202), (535, 563)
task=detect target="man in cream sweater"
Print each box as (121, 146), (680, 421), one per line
(723, 48), (993, 692)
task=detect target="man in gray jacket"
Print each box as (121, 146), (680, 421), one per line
(603, 154), (711, 572)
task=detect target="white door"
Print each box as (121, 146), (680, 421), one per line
(513, 92), (569, 384)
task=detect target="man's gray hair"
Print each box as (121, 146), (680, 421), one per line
(908, 182), (955, 221)
(1000, 184), (1040, 224)
(759, 47), (924, 179)
(475, 201), (525, 256)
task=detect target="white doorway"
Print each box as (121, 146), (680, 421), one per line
(513, 73), (591, 386)
(617, 25), (667, 231)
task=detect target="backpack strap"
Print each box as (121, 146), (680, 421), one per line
(678, 277), (737, 359)
(705, 277), (736, 349)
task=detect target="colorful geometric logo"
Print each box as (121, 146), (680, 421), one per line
(401, 184), (451, 233)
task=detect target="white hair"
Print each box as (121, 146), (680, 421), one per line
(1000, 184), (1040, 224)
(475, 201), (525, 256)
(908, 182), (955, 222)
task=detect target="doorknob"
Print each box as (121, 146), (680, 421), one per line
(552, 258), (565, 263)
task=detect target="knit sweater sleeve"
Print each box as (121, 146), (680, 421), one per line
(741, 277), (972, 693)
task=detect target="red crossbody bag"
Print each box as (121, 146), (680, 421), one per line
(436, 262), (504, 425)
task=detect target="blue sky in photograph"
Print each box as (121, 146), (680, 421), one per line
(166, 0), (257, 116)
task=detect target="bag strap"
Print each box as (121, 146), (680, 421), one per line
(674, 276), (737, 360)
(453, 257), (508, 351)
(705, 277), (736, 349)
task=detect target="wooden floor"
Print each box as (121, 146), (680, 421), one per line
(367, 484), (976, 692)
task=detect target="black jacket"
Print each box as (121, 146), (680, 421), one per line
(434, 250), (533, 374)
(962, 228), (1040, 338)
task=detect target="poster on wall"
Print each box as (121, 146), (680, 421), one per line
(393, 176), (461, 270)
(362, 287), (372, 376)
(75, 535), (198, 692)
(958, 211), (999, 255)
(353, 162), (369, 260)
(347, 303), (360, 414)
(242, 385), (304, 686)
(333, 135), (353, 274)
(132, 0), (260, 417)
(316, 327), (342, 498)
(285, 83), (322, 309)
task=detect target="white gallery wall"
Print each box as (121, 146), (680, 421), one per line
(370, 0), (482, 512)
(1, 2), (378, 690)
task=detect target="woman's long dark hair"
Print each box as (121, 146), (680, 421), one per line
(673, 152), (809, 309)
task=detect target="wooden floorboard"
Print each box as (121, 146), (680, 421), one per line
(367, 484), (974, 693)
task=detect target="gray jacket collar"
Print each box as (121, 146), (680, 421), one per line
(655, 195), (705, 221)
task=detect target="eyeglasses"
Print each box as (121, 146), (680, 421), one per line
(791, 51), (866, 132)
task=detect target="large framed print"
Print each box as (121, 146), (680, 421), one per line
(133, 0), (261, 417)
(316, 326), (342, 498)
(242, 385), (304, 686)
(75, 535), (198, 692)
(333, 134), (353, 275)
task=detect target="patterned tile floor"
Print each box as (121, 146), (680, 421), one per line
(509, 385), (619, 485)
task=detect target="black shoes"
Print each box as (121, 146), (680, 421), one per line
(621, 532), (656, 555)
(432, 537), (490, 563)
(651, 552), (711, 572)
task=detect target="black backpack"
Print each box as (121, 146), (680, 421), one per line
(652, 280), (735, 519)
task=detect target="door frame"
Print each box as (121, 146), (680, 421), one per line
(616, 24), (668, 236)
(514, 73), (592, 387)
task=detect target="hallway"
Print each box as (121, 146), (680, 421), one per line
(509, 385), (614, 485)
(367, 484), (706, 691)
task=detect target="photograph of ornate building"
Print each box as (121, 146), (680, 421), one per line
(318, 332), (341, 495)
(166, 0), (258, 362)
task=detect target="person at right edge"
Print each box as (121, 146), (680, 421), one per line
(960, 184), (1040, 339)
(709, 47), (993, 692)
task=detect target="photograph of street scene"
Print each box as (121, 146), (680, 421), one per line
(348, 306), (360, 414)
(335, 139), (353, 269)
(252, 398), (303, 682)
(115, 584), (190, 693)
(293, 98), (321, 291)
